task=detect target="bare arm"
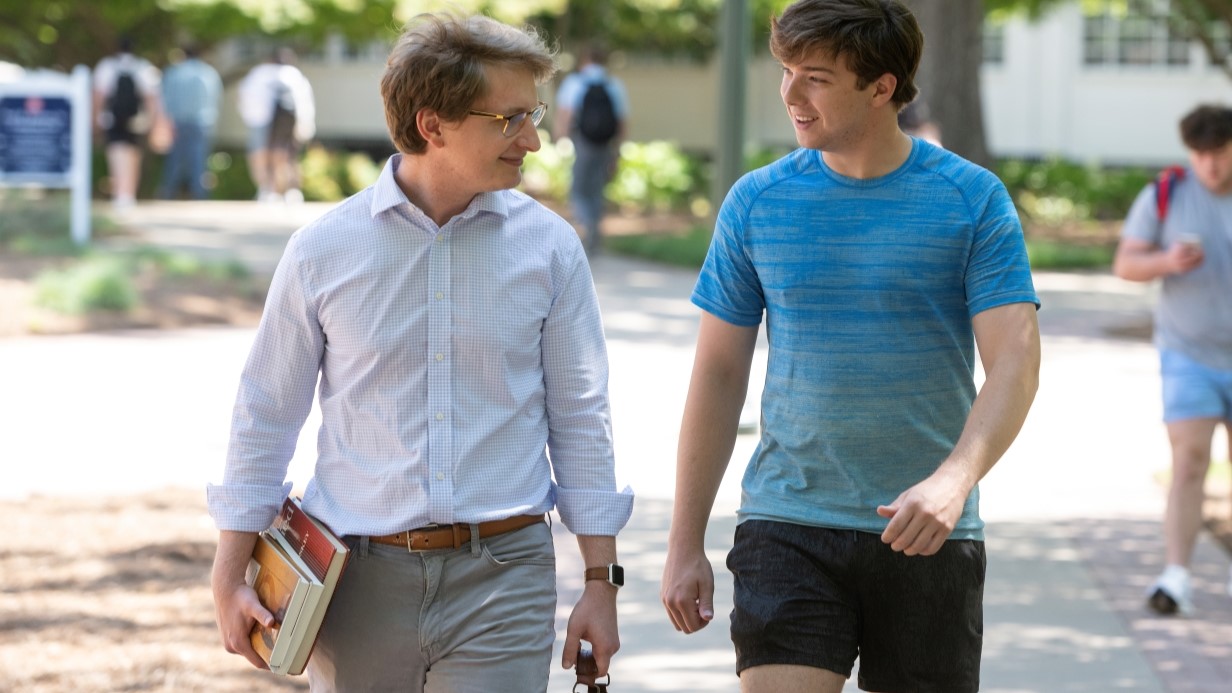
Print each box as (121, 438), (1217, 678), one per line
(562, 535), (619, 675)
(662, 312), (759, 633)
(1113, 236), (1204, 282)
(211, 530), (275, 669)
(878, 301), (1041, 556)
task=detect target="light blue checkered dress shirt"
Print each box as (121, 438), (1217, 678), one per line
(207, 155), (633, 538)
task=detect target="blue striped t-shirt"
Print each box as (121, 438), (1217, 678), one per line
(693, 139), (1038, 540)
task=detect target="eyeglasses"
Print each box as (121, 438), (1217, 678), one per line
(467, 101), (548, 137)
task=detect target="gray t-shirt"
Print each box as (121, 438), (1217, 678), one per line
(1121, 170), (1232, 369)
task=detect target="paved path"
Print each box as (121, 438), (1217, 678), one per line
(5, 200), (1230, 691)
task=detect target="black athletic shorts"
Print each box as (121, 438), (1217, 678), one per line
(727, 519), (985, 692)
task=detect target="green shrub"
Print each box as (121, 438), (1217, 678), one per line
(34, 256), (138, 314)
(1026, 239), (1115, 269)
(996, 158), (1153, 226)
(523, 131), (572, 200)
(606, 225), (713, 268)
(609, 141), (708, 213)
(524, 138), (710, 214)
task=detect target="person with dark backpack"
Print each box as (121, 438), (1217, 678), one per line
(553, 44), (629, 254)
(238, 48), (316, 204)
(93, 36), (162, 210)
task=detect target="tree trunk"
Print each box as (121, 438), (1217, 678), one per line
(902, 0), (991, 168)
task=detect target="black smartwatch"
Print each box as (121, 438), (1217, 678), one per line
(584, 563), (625, 588)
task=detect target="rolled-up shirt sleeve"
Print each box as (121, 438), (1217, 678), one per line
(206, 232), (323, 532)
(542, 243), (633, 536)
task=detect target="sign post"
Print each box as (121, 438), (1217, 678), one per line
(0, 64), (92, 244)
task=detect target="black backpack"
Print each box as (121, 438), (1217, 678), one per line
(108, 70), (141, 127)
(576, 81), (618, 145)
(268, 81), (297, 147)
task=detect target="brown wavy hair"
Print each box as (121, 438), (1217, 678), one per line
(1180, 105), (1232, 152)
(770, 0), (922, 107)
(380, 12), (557, 154)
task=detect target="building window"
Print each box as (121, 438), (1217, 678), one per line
(983, 20), (1005, 65)
(1082, 0), (1189, 67)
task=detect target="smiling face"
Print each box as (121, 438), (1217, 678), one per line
(779, 49), (881, 154)
(435, 62), (543, 197)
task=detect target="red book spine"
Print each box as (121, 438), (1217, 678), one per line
(275, 499), (337, 581)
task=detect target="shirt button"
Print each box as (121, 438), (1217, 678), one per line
(435, 353), (444, 361)
(435, 412), (444, 421)
(436, 472), (445, 481)
(435, 291), (444, 300)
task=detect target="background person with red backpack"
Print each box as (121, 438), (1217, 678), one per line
(553, 43), (628, 255)
(1114, 103), (1232, 616)
(92, 36), (162, 211)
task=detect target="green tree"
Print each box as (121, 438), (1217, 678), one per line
(0, 0), (411, 72)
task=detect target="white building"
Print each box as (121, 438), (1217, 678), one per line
(211, 1), (1230, 167)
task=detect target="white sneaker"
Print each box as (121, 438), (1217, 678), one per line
(1146, 564), (1193, 616)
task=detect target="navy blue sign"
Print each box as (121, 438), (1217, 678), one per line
(0, 95), (73, 177)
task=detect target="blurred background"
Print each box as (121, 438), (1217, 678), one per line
(4, 0), (1230, 263)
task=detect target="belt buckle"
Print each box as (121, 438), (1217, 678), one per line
(405, 523), (440, 552)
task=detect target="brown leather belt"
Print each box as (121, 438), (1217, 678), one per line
(367, 514), (544, 551)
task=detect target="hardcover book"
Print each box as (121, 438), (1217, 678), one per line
(246, 496), (350, 676)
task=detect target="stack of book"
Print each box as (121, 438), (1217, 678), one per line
(245, 496), (350, 676)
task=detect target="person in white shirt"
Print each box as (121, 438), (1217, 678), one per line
(208, 12), (632, 691)
(236, 48), (315, 204)
(92, 36), (161, 210)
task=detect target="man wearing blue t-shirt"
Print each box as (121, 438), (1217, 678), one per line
(660, 1), (1041, 692)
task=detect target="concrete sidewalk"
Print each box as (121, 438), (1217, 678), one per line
(6, 199), (1230, 691)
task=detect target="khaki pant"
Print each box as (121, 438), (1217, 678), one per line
(308, 522), (557, 692)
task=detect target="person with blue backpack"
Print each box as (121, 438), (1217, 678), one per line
(553, 43), (629, 254)
(1114, 103), (1232, 616)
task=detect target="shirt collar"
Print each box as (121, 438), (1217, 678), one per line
(370, 153), (510, 223)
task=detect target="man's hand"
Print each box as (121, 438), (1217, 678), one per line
(562, 582), (620, 677)
(1164, 241), (1204, 274)
(211, 530), (272, 670)
(877, 468), (972, 556)
(661, 548), (715, 634)
(212, 579), (275, 669)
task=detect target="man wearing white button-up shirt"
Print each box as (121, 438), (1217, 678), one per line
(207, 12), (633, 691)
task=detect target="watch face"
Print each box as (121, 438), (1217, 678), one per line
(609, 564), (625, 587)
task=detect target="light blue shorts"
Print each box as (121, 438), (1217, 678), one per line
(1160, 349), (1232, 423)
(246, 124), (270, 153)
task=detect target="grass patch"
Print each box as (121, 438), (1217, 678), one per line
(30, 246), (255, 317)
(606, 225), (711, 268)
(34, 255), (138, 314)
(1026, 239), (1115, 270)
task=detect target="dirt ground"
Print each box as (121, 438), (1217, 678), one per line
(0, 489), (305, 692)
